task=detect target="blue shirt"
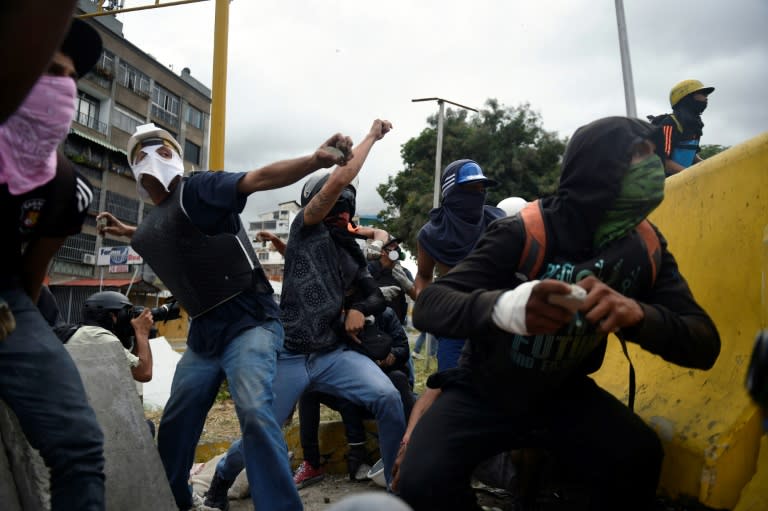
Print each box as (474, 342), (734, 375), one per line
(181, 171), (280, 357)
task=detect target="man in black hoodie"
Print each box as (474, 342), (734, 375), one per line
(397, 117), (721, 511)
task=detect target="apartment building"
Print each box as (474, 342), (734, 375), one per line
(50, 1), (212, 322)
(247, 201), (302, 282)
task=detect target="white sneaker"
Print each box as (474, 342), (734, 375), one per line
(189, 492), (219, 511)
(411, 352), (424, 360)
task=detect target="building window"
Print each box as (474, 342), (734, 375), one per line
(258, 252), (270, 262)
(88, 186), (101, 214)
(185, 105), (204, 129)
(93, 50), (115, 79)
(99, 50), (115, 72)
(117, 61), (151, 96)
(112, 105), (145, 134)
(57, 232), (97, 264)
(151, 83), (180, 127)
(105, 190), (139, 224)
(184, 140), (201, 165)
(74, 92), (106, 134)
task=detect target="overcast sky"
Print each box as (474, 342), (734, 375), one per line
(115, 0), (767, 221)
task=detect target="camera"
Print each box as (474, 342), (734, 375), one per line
(132, 300), (182, 323)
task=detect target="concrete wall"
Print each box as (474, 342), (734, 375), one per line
(0, 342), (176, 510)
(594, 132), (768, 509)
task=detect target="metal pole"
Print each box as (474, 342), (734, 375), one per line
(208, 0), (230, 170)
(77, 0), (208, 19)
(433, 100), (445, 209)
(126, 266), (141, 298)
(615, 0), (637, 118)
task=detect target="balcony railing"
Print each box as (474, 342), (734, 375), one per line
(73, 112), (108, 134)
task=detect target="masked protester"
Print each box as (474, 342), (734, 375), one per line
(414, 159), (505, 371)
(396, 117), (721, 511)
(205, 120), (406, 510)
(648, 79), (715, 176)
(96, 119), (354, 511)
(0, 18), (107, 511)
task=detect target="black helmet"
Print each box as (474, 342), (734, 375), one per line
(300, 172), (357, 218)
(84, 291), (132, 312)
(82, 291), (134, 350)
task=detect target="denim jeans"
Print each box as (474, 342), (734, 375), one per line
(216, 345), (406, 486)
(413, 331), (437, 356)
(0, 288), (105, 510)
(436, 336), (466, 371)
(157, 320), (301, 511)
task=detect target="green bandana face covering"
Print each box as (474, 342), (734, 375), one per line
(594, 154), (665, 248)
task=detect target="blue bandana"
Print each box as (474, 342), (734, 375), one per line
(418, 188), (505, 267)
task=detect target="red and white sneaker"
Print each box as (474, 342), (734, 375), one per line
(293, 460), (325, 489)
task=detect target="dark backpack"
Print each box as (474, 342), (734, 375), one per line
(516, 200), (661, 411)
(349, 318), (393, 361)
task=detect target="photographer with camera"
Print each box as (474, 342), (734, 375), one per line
(68, 291), (154, 383)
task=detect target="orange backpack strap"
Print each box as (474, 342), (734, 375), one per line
(635, 220), (661, 285)
(518, 200), (547, 280)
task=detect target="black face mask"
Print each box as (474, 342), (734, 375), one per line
(690, 99), (707, 114)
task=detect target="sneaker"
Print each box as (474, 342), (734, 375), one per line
(202, 473), (233, 511)
(411, 351), (424, 360)
(293, 460), (325, 489)
(188, 493), (218, 511)
(347, 444), (370, 482)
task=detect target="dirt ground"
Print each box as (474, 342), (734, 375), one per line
(143, 336), (517, 510)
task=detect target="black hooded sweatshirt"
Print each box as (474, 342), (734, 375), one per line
(413, 117), (720, 409)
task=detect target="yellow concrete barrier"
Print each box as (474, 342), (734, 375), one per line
(594, 132), (768, 509)
(284, 420), (380, 474)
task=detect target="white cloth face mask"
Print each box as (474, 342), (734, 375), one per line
(131, 149), (184, 201)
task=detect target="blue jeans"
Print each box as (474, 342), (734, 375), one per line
(216, 345), (406, 486)
(413, 331), (437, 356)
(157, 320), (301, 511)
(436, 336), (466, 371)
(0, 288), (105, 510)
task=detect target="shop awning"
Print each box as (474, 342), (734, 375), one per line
(69, 128), (126, 155)
(48, 278), (160, 293)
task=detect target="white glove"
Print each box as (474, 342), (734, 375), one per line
(391, 264), (414, 292)
(379, 285), (402, 301)
(365, 240), (384, 260)
(491, 280), (539, 335)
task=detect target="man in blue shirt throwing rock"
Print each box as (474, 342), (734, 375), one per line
(97, 123), (353, 511)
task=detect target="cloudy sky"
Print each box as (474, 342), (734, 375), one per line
(114, 0), (767, 221)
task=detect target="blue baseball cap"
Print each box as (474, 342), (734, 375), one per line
(440, 159), (497, 198)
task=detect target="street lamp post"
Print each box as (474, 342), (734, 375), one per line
(410, 97), (478, 370)
(411, 97), (478, 208)
(614, 0), (637, 118)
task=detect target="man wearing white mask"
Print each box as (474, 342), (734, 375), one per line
(97, 123), (354, 511)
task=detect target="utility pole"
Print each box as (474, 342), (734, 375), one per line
(615, 0), (637, 118)
(410, 97), (477, 370)
(411, 97), (478, 208)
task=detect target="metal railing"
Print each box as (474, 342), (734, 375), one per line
(73, 112), (108, 134)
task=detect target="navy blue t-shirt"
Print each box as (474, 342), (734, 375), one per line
(180, 171), (280, 356)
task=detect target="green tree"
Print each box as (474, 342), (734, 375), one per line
(376, 99), (566, 252)
(699, 144), (729, 160)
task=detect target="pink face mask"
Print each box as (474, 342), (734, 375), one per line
(0, 75), (77, 195)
